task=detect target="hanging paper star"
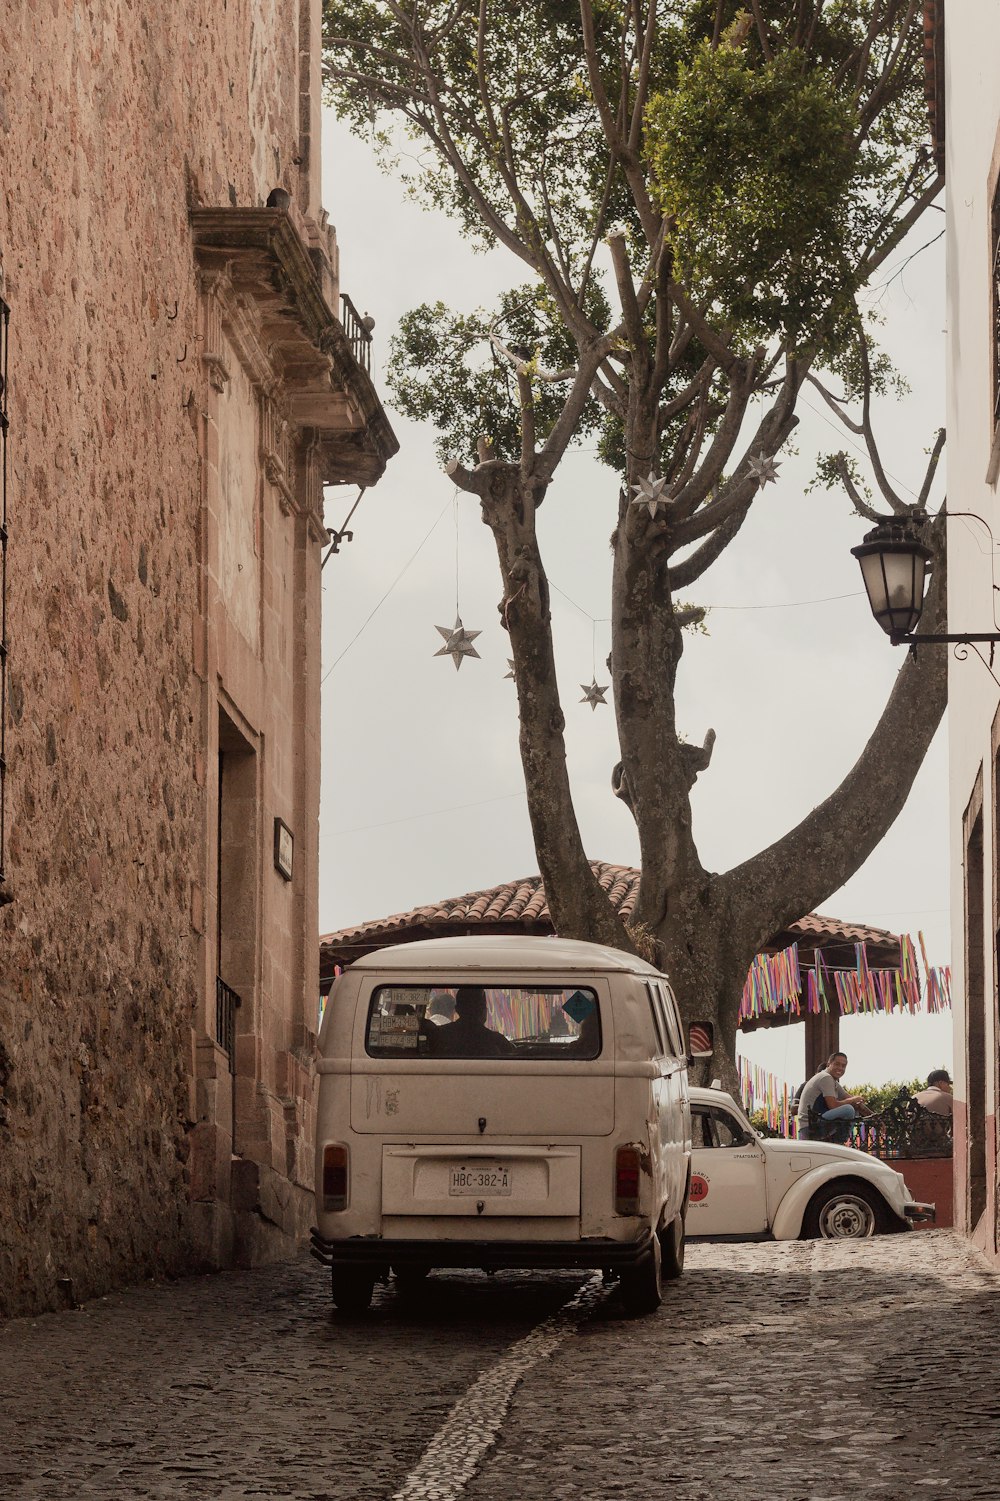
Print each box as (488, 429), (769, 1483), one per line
(580, 678), (609, 711)
(630, 471), (671, 519)
(434, 614), (481, 670)
(748, 452), (782, 485)
(504, 659), (516, 680)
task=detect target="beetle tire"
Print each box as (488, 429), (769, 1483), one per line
(801, 1179), (889, 1240)
(331, 1266), (376, 1314)
(619, 1232), (663, 1316)
(660, 1212), (685, 1281)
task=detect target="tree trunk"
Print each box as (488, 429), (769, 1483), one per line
(475, 460), (630, 949)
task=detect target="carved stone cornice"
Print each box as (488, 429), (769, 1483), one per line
(297, 432), (329, 543)
(261, 397), (294, 514)
(200, 274), (232, 393)
(190, 208), (398, 487)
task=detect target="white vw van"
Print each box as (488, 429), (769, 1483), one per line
(311, 935), (692, 1316)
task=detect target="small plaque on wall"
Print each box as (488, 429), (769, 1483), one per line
(273, 817), (294, 881)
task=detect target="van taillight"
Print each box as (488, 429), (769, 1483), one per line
(323, 1144), (349, 1211)
(614, 1146), (642, 1215)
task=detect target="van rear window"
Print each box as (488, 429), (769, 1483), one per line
(365, 984), (601, 1060)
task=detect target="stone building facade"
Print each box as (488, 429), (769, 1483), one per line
(0, 0), (395, 1314)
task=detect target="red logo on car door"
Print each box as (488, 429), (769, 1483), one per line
(690, 1174), (709, 1202)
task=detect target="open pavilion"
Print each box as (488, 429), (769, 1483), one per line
(319, 861), (916, 1075)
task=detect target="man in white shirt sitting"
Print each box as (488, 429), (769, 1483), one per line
(914, 1068), (953, 1117)
(796, 1052), (870, 1143)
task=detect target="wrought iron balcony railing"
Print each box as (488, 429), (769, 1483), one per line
(340, 293), (372, 375)
(792, 1089), (953, 1160)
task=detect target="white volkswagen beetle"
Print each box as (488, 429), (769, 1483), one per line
(687, 1087), (935, 1240)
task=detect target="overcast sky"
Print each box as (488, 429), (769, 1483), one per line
(318, 116), (951, 1088)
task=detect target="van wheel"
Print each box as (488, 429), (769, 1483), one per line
(393, 1264), (431, 1294)
(618, 1233), (663, 1317)
(660, 1213), (685, 1281)
(330, 1266), (376, 1314)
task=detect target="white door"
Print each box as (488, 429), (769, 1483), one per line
(688, 1102), (768, 1236)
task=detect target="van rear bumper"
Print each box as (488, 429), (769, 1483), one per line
(309, 1226), (653, 1271)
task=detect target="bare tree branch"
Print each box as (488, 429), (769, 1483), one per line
(806, 372), (865, 435)
(669, 501), (754, 588)
(831, 452), (883, 523)
(918, 427), (947, 507)
(666, 282), (739, 374)
(539, 338), (619, 474)
(578, 0), (659, 240)
(856, 328), (907, 510)
(715, 512), (947, 948)
(749, 0), (774, 60)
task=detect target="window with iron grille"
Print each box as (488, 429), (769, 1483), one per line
(0, 297), (8, 900)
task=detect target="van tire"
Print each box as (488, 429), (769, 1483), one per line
(618, 1233), (663, 1316)
(660, 1212), (685, 1281)
(330, 1267), (376, 1314)
(393, 1264), (432, 1294)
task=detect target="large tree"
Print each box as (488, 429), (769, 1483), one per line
(323, 0), (946, 1081)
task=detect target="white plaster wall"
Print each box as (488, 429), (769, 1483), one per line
(946, 3), (1000, 1184)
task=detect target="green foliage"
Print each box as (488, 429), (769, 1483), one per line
(388, 283), (610, 466)
(852, 1077), (928, 1114)
(808, 450), (871, 504)
(647, 44), (863, 355)
(748, 1076), (937, 1134)
(323, 2), (934, 473)
(322, 0), (635, 257)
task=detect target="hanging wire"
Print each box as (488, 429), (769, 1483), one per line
(321, 492), (454, 683)
(322, 483), (866, 693)
(454, 489), (461, 615)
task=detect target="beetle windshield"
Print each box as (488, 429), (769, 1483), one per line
(365, 984), (601, 1060)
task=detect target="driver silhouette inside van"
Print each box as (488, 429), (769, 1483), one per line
(426, 985), (515, 1058)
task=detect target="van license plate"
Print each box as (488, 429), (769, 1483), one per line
(449, 1165), (512, 1196)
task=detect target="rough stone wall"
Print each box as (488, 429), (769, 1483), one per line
(0, 0), (315, 1315)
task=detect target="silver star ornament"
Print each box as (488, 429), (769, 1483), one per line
(748, 452), (782, 486)
(580, 678), (609, 711)
(434, 614), (481, 670)
(504, 659), (516, 680)
(630, 471), (671, 519)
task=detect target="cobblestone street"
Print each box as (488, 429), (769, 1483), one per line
(1, 1231), (996, 1501)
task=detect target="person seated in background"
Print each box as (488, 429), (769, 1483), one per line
(425, 986), (515, 1058)
(795, 1051), (871, 1143)
(417, 993), (456, 1051)
(569, 1009), (601, 1057)
(425, 993), (456, 1026)
(914, 1068), (953, 1116)
(546, 1007), (570, 1039)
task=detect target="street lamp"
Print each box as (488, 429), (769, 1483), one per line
(851, 517), (932, 642)
(852, 513), (1000, 648)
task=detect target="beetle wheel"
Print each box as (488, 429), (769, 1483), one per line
(802, 1179), (887, 1240)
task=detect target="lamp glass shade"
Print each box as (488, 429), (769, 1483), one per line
(852, 530), (931, 638)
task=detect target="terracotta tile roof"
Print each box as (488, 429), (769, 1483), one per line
(319, 861), (901, 982)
